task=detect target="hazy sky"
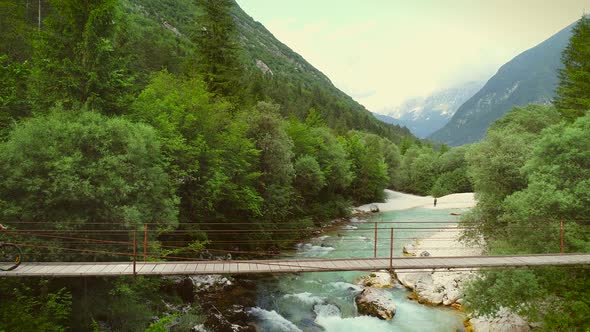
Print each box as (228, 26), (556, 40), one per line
(235, 0), (587, 115)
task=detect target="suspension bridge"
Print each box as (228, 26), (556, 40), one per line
(1, 219), (589, 277)
(2, 253), (590, 277)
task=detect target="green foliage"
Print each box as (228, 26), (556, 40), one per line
(293, 155), (326, 198)
(344, 132), (390, 203)
(463, 105), (560, 237)
(0, 279), (71, 332)
(132, 71), (262, 225)
(286, 119), (353, 220)
(555, 15), (590, 121)
(464, 270), (545, 319)
(145, 315), (176, 332)
(0, 55), (31, 137)
(242, 102), (295, 220)
(392, 143), (471, 197)
(63, 277), (176, 331)
(0, 110), (178, 259)
(0, 0), (33, 62)
(192, 0), (243, 98)
(30, 0), (132, 114)
(498, 112), (590, 253)
(461, 105), (590, 328)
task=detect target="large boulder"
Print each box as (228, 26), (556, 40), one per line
(355, 288), (397, 320)
(397, 271), (470, 306)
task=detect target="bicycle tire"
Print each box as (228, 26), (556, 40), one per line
(0, 243), (22, 271)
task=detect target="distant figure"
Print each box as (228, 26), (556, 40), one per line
(434, 198), (437, 207)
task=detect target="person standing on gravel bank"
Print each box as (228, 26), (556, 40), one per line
(434, 198), (437, 207)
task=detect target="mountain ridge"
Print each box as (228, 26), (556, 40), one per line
(122, 0), (413, 143)
(428, 21), (576, 145)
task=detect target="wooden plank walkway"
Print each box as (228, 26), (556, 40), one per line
(1, 253), (589, 277)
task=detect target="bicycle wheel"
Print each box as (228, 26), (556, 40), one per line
(0, 243), (22, 271)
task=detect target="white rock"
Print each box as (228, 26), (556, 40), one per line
(355, 288), (397, 320)
(192, 323), (208, 332)
(356, 272), (394, 288)
(469, 308), (530, 332)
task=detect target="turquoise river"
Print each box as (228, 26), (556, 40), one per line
(248, 208), (467, 331)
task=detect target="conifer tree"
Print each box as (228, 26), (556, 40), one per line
(554, 15), (590, 121)
(30, 0), (131, 114)
(193, 0), (243, 97)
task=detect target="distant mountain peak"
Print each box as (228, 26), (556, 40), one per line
(374, 81), (483, 138)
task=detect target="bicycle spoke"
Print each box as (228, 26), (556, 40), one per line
(0, 244), (22, 271)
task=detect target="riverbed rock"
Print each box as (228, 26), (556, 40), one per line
(397, 271), (471, 306)
(189, 275), (233, 292)
(192, 323), (209, 332)
(469, 308), (530, 332)
(355, 288), (396, 320)
(419, 251), (431, 257)
(314, 303), (342, 318)
(355, 271), (394, 288)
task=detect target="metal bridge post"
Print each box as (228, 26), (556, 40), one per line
(374, 222), (378, 258)
(133, 229), (137, 276)
(389, 228), (394, 273)
(143, 224), (148, 262)
(560, 220), (565, 254)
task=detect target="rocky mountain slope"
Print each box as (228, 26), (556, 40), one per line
(428, 21), (576, 146)
(122, 0), (413, 143)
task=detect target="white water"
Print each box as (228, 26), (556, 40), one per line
(250, 209), (466, 331)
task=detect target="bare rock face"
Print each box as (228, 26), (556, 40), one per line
(469, 308), (530, 332)
(255, 59), (273, 75)
(355, 288), (397, 320)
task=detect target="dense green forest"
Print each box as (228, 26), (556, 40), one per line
(461, 16), (590, 330)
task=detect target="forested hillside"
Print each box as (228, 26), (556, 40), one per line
(125, 0), (412, 142)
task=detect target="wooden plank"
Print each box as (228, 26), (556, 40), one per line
(351, 260), (374, 269)
(76, 264), (97, 275)
(12, 264), (41, 274)
(32, 264), (56, 275)
(98, 264), (121, 275)
(150, 263), (169, 274)
(1, 254), (590, 277)
(206, 262), (218, 273)
(84, 264), (108, 275)
(192, 263), (207, 274)
(347, 260), (366, 270)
